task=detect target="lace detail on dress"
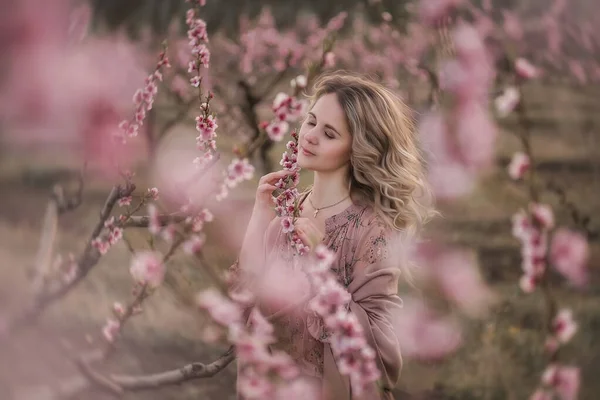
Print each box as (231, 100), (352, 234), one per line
(264, 202), (390, 380)
(364, 226), (390, 265)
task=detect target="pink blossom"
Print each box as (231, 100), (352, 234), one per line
(552, 309), (578, 344)
(291, 75), (307, 89)
(419, 111), (476, 199)
(502, 11), (523, 41)
(507, 152), (530, 180)
(225, 158), (255, 188)
(427, 162), (476, 199)
(544, 337), (560, 354)
(395, 298), (463, 361)
(515, 58), (541, 79)
(147, 204), (161, 235)
(197, 288), (243, 327)
(102, 318), (120, 342)
(247, 309), (276, 344)
(522, 230), (548, 259)
(495, 86), (520, 118)
(530, 203), (555, 229)
(550, 229), (589, 287)
(112, 302), (125, 318)
(453, 23), (486, 64)
(234, 333), (271, 363)
(266, 351), (300, 380)
(519, 274), (538, 293)
(266, 120), (289, 141)
(253, 260), (311, 315)
(281, 216), (295, 233)
(273, 377), (320, 399)
(129, 251), (165, 288)
(455, 102), (497, 170)
(229, 288), (255, 307)
(152, 139), (222, 207)
(91, 237), (110, 255)
(419, 0), (463, 25)
(195, 114), (218, 149)
(521, 253), (545, 277)
(314, 244), (337, 271)
(511, 210), (532, 240)
(238, 369), (274, 399)
(183, 235), (205, 254)
(199, 208), (214, 222)
(118, 196), (132, 207)
(107, 227), (123, 245)
(273, 92), (291, 110)
(160, 224), (176, 242)
(568, 60), (587, 84)
(201, 325), (223, 343)
(62, 257), (78, 284)
(104, 216), (116, 229)
(310, 279), (352, 316)
(324, 52), (336, 68)
(541, 364), (580, 400)
(432, 249), (495, 317)
(147, 187), (159, 200)
(1, 27), (147, 179)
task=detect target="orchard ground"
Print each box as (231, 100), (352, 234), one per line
(0, 82), (599, 399)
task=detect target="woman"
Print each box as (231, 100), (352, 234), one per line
(233, 71), (435, 399)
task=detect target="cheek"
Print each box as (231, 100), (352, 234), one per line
(330, 142), (352, 160)
(319, 143), (351, 164)
(298, 121), (309, 137)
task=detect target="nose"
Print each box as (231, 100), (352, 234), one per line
(305, 128), (318, 144)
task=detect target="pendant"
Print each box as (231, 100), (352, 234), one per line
(313, 209), (319, 218)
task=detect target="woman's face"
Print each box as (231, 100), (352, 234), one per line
(297, 93), (352, 172)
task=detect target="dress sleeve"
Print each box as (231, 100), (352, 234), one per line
(346, 220), (403, 394)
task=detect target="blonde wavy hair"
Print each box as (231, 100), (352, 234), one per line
(307, 71), (437, 237)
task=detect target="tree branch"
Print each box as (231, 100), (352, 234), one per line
(3, 184), (135, 336)
(13, 347), (236, 400)
(123, 214), (187, 228)
(110, 346), (235, 389)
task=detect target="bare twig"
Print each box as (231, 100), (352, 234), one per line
(123, 214), (187, 228)
(545, 181), (598, 240)
(161, 97), (198, 137)
(255, 53), (293, 100)
(417, 62), (441, 108)
(110, 346), (235, 389)
(53, 165), (86, 214)
(3, 184), (135, 336)
(14, 347), (236, 400)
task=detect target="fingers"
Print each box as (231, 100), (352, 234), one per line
(259, 169), (294, 185)
(295, 228), (312, 248)
(295, 219), (324, 247)
(257, 183), (277, 195)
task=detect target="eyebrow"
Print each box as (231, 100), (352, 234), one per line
(308, 112), (341, 137)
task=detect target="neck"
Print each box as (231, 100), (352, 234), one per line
(310, 169), (351, 208)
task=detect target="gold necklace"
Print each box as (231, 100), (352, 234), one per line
(308, 192), (350, 218)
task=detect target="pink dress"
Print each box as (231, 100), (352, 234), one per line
(231, 194), (403, 399)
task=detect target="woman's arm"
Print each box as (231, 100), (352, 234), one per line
(238, 209), (275, 274)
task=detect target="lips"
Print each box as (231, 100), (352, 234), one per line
(301, 146), (316, 156)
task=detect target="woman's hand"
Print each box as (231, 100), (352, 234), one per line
(253, 169), (294, 217)
(294, 217), (325, 250)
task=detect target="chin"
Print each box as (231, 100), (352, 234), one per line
(297, 161), (315, 171)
